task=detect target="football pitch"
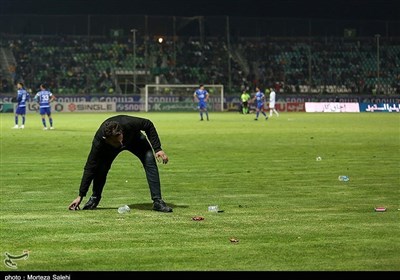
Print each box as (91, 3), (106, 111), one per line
(0, 111), (399, 272)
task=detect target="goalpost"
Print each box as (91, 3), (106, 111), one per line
(144, 84), (224, 112)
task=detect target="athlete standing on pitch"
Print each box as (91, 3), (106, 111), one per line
(193, 84), (209, 121)
(240, 88), (251, 114)
(34, 83), (55, 130)
(268, 87), (280, 117)
(12, 82), (30, 129)
(251, 86), (268, 121)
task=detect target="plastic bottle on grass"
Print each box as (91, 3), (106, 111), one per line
(118, 205), (130, 213)
(208, 205), (219, 212)
(338, 175), (349, 182)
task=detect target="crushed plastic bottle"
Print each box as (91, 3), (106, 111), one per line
(208, 205), (219, 212)
(338, 175), (349, 182)
(118, 205), (131, 214)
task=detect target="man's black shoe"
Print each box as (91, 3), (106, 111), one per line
(153, 199), (173, 212)
(82, 196), (101, 210)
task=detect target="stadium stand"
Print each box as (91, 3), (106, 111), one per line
(0, 16), (399, 96)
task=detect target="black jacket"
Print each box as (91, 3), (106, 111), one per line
(78, 115), (163, 197)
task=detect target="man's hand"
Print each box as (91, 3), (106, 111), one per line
(68, 196), (82, 210)
(155, 150), (169, 164)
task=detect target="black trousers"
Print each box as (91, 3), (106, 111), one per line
(91, 135), (162, 201)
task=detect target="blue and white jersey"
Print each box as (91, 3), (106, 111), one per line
(194, 89), (208, 102)
(255, 91), (265, 106)
(35, 90), (53, 108)
(17, 88), (30, 108)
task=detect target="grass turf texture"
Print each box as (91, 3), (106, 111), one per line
(0, 112), (399, 271)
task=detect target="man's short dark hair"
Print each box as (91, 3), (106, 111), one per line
(104, 121), (122, 138)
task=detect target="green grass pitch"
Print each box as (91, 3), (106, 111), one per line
(0, 111), (399, 271)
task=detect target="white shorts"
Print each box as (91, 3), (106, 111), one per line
(269, 102), (275, 109)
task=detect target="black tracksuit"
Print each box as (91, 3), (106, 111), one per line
(78, 115), (165, 201)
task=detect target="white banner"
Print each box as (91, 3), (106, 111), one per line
(305, 102), (360, 113)
(17, 102), (116, 113)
